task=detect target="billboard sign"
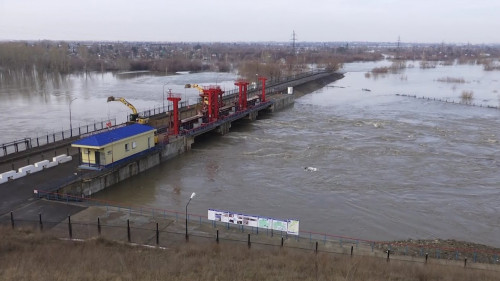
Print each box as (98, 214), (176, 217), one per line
(208, 209), (299, 235)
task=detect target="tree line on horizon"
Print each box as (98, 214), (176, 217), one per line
(0, 41), (498, 81)
(0, 41), (371, 81)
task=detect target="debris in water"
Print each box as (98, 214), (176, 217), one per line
(304, 167), (318, 172)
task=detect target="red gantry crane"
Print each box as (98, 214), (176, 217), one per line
(234, 80), (249, 111)
(185, 84), (224, 123)
(167, 91), (182, 135)
(258, 76), (267, 102)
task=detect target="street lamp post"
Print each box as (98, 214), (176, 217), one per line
(69, 98), (78, 137)
(162, 83), (169, 112)
(185, 192), (196, 240)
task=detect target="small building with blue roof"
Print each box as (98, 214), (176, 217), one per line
(72, 124), (156, 169)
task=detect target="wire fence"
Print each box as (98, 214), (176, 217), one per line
(20, 190), (500, 268)
(396, 93), (500, 109)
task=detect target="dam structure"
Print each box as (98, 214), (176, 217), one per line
(0, 70), (343, 198)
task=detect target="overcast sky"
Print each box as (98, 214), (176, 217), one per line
(0, 0), (498, 44)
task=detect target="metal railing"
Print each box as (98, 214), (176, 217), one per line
(0, 119), (116, 158)
(134, 70), (329, 121)
(1, 70), (330, 158)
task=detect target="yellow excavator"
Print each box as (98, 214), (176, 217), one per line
(185, 83), (204, 92)
(185, 84), (209, 104)
(107, 96), (149, 124)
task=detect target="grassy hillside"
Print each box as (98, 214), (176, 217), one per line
(0, 227), (498, 281)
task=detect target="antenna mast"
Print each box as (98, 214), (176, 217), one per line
(291, 30), (297, 52)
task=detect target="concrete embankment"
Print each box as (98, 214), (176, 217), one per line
(293, 72), (344, 98)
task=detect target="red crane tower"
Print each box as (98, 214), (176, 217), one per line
(258, 76), (267, 102)
(167, 92), (182, 135)
(199, 86), (224, 123)
(234, 80), (249, 111)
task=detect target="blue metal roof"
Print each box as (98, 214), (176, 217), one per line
(72, 124), (155, 147)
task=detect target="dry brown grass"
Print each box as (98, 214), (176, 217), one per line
(0, 227), (498, 281)
(420, 61), (438, 69)
(461, 90), (474, 102)
(371, 66), (390, 74)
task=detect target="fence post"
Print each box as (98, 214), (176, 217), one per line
(281, 237), (284, 248)
(97, 217), (101, 236)
(247, 234), (251, 248)
(39, 213), (43, 232)
(464, 257), (467, 268)
(156, 222), (159, 245)
(351, 245), (354, 257)
(315, 241), (318, 254)
(425, 253), (428, 264)
(386, 250), (390, 262)
(216, 230), (219, 244)
(127, 219), (131, 242)
(68, 215), (73, 239)
(10, 211), (14, 229)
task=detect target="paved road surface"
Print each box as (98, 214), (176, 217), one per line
(0, 152), (84, 226)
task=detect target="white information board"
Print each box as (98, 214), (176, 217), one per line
(208, 209), (299, 235)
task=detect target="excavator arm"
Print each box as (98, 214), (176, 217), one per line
(107, 96), (141, 122)
(107, 96), (138, 114)
(185, 84), (210, 105)
(184, 83), (204, 93)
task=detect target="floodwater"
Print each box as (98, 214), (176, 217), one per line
(1, 61), (500, 246)
(0, 71), (238, 144)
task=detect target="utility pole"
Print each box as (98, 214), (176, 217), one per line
(291, 30), (297, 53)
(396, 36), (401, 60)
(290, 31), (298, 75)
